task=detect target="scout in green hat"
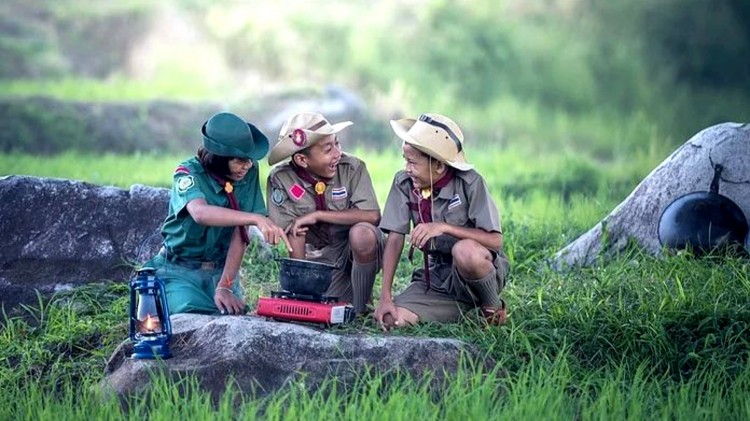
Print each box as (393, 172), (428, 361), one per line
(265, 112), (385, 315)
(375, 113), (509, 330)
(147, 112), (291, 316)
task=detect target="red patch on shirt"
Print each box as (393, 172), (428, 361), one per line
(289, 183), (306, 201)
(174, 165), (190, 175)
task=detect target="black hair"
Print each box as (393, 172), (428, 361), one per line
(197, 146), (232, 178)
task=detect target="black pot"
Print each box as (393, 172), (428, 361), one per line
(658, 164), (749, 254)
(277, 258), (335, 296)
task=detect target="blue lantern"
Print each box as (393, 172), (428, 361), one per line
(129, 267), (172, 359)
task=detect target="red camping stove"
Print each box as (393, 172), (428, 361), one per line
(256, 291), (355, 326)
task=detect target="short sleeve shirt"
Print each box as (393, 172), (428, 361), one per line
(379, 169), (502, 235)
(161, 157), (266, 262)
(266, 154), (380, 250)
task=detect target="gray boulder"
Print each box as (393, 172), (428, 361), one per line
(100, 314), (496, 400)
(554, 122), (750, 268)
(0, 175), (168, 311)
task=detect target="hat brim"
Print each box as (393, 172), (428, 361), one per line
(268, 121), (353, 166)
(201, 122), (270, 161)
(390, 119), (473, 171)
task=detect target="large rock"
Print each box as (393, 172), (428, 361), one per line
(0, 175), (168, 311)
(100, 314), (496, 400)
(554, 122), (750, 268)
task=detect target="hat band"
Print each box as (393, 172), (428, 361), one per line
(418, 114), (462, 153)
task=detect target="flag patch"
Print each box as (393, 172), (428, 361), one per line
(289, 183), (306, 201)
(332, 186), (348, 200)
(448, 194), (462, 209)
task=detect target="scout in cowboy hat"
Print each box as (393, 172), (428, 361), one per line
(145, 111), (290, 317)
(375, 113), (509, 330)
(265, 112), (386, 315)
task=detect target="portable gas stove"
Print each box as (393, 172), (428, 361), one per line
(256, 290), (355, 326)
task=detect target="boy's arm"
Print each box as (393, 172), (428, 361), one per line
(411, 223), (502, 252)
(296, 208), (380, 227)
(374, 232), (405, 328)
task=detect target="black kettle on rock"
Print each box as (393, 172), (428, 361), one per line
(658, 164), (749, 254)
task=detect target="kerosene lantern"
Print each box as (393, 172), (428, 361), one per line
(129, 267), (172, 359)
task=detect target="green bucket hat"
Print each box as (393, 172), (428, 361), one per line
(201, 112), (270, 160)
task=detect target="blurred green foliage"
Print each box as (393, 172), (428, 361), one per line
(0, 0), (748, 159)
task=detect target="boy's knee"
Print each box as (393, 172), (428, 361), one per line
(349, 223), (378, 254)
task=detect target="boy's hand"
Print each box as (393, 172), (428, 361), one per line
(286, 213), (318, 237)
(374, 298), (399, 332)
(214, 288), (247, 316)
(256, 217), (293, 252)
(410, 222), (446, 249)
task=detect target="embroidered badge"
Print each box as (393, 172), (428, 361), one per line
(289, 183), (306, 201)
(292, 129), (307, 147)
(173, 165), (190, 175)
(271, 187), (286, 205)
(332, 186), (348, 200)
(177, 175), (194, 193)
(448, 194), (462, 209)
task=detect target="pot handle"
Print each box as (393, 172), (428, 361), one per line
(710, 164), (723, 194)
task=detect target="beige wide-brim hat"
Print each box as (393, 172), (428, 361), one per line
(267, 112), (353, 166)
(390, 113), (473, 171)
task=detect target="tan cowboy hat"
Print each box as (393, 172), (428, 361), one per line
(267, 112), (353, 166)
(390, 113), (473, 171)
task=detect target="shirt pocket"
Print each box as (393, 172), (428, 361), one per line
(443, 203), (469, 227)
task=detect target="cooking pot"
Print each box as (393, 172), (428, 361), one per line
(658, 164), (749, 254)
(277, 257), (335, 296)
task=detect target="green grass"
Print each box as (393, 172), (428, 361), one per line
(1, 151), (749, 418)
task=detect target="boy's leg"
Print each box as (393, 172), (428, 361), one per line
(348, 222), (385, 314)
(451, 239), (508, 324)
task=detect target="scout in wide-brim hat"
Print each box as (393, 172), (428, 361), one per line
(390, 113), (473, 171)
(268, 112), (353, 166)
(202, 112), (270, 161)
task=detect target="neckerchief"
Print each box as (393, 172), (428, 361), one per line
(207, 172), (250, 245)
(407, 168), (455, 291)
(292, 165), (331, 211)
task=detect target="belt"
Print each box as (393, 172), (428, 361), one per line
(158, 247), (219, 270)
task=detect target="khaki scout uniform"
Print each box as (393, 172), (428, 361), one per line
(379, 169), (509, 322)
(267, 153), (385, 300)
(148, 157), (266, 314)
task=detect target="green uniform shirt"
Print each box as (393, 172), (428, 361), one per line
(266, 153), (380, 266)
(379, 169), (502, 235)
(161, 157), (266, 263)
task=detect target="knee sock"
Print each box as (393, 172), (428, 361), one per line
(351, 260), (378, 314)
(466, 271), (501, 307)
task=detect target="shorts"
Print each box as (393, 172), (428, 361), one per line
(394, 250), (509, 323)
(146, 253), (242, 315)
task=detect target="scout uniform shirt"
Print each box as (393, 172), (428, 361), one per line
(379, 168), (502, 248)
(267, 154), (380, 267)
(161, 157), (266, 264)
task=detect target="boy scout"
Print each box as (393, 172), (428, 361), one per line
(374, 113), (509, 330)
(148, 112), (289, 316)
(266, 112), (385, 315)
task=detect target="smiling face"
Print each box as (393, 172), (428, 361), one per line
(402, 143), (445, 190)
(293, 134), (342, 178)
(227, 158), (253, 181)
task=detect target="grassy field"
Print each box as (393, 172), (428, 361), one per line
(1, 150), (749, 419)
